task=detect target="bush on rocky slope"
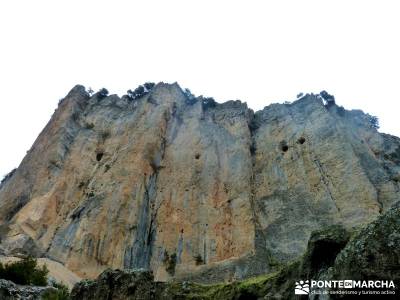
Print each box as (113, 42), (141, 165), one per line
(0, 256), (48, 286)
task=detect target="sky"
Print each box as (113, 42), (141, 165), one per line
(0, 0), (399, 177)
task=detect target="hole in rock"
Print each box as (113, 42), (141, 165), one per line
(96, 152), (104, 161)
(310, 240), (345, 272)
(238, 292), (258, 300)
(280, 141), (289, 152)
(195, 153), (201, 159)
(298, 137), (306, 144)
(366, 254), (375, 263)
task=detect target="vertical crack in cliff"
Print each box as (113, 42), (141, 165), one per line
(125, 171), (157, 269)
(125, 109), (170, 270)
(313, 157), (340, 213)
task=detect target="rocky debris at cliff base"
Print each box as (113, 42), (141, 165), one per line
(0, 279), (58, 300)
(71, 269), (158, 300)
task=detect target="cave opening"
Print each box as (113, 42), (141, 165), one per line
(310, 240), (346, 272)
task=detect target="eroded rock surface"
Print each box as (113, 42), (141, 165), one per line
(0, 83), (399, 282)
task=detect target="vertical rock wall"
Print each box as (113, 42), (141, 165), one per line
(0, 83), (399, 282)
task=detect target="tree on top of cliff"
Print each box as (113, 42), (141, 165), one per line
(367, 114), (380, 129)
(87, 87), (94, 96)
(184, 88), (197, 105)
(127, 82), (156, 101)
(143, 82), (155, 91)
(1, 168), (16, 185)
(201, 96), (217, 110)
(319, 90), (335, 107)
(97, 88), (109, 99)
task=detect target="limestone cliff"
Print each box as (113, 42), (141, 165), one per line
(0, 83), (399, 282)
(69, 201), (400, 299)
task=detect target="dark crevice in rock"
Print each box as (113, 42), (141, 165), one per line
(124, 111), (170, 270)
(384, 146), (400, 165)
(303, 225), (350, 276)
(96, 152), (104, 162)
(280, 141), (289, 152)
(297, 137), (306, 144)
(313, 157), (340, 213)
(124, 172), (158, 270)
(5, 194), (29, 222)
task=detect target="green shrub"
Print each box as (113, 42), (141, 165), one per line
(100, 130), (111, 141)
(184, 88), (197, 105)
(1, 168), (16, 185)
(97, 88), (109, 99)
(201, 97), (217, 110)
(163, 251), (177, 275)
(126, 82), (155, 101)
(143, 82), (155, 91)
(42, 282), (70, 300)
(194, 254), (204, 265)
(0, 256), (48, 286)
(320, 90), (335, 106)
(84, 122), (95, 129)
(367, 114), (380, 129)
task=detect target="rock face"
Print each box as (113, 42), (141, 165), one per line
(331, 201), (400, 287)
(70, 269), (158, 300)
(69, 201), (400, 299)
(0, 83), (399, 282)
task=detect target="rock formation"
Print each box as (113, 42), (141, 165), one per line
(0, 279), (58, 300)
(0, 82), (399, 283)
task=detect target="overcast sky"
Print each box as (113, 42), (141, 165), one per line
(0, 0), (399, 177)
